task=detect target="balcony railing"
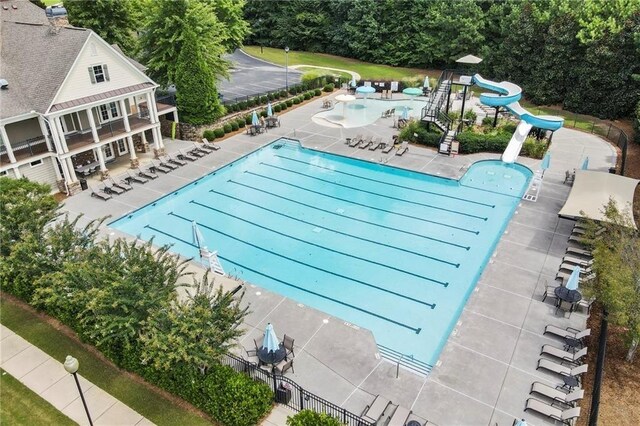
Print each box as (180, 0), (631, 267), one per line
(65, 115), (152, 152)
(0, 136), (49, 165)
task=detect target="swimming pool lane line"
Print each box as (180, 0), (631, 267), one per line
(168, 211), (444, 299)
(240, 173), (481, 235)
(259, 163), (489, 222)
(272, 154), (497, 209)
(221, 183), (471, 250)
(208, 188), (469, 256)
(143, 224), (422, 334)
(190, 198), (459, 272)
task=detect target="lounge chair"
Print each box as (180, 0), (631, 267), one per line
(177, 150), (198, 162)
(556, 269), (595, 282)
(283, 334), (295, 357)
(536, 358), (588, 377)
(108, 177), (132, 192)
(361, 395), (390, 424)
(395, 141), (409, 156)
(89, 185), (112, 201)
(562, 255), (593, 267)
(559, 263), (593, 275)
(525, 398), (581, 425)
(125, 171), (148, 184)
(386, 405), (411, 426)
(576, 296), (595, 314)
(541, 345), (587, 365)
(348, 134), (362, 145)
(382, 141), (395, 154)
(157, 158), (177, 170)
(201, 139), (220, 151)
(541, 280), (558, 303)
(348, 136), (362, 147)
(359, 136), (373, 149)
(544, 325), (591, 342)
(102, 181), (125, 195)
(530, 382), (584, 407)
(564, 170), (575, 185)
(369, 137), (384, 151)
(166, 154), (186, 167)
(274, 358), (294, 374)
(138, 167), (158, 180)
(151, 161), (172, 174)
(565, 246), (592, 258)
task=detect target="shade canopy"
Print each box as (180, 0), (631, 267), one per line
(267, 102), (273, 117)
(355, 86), (376, 94)
(456, 54), (483, 64)
(262, 323), (280, 353)
(566, 265), (581, 291)
(558, 170), (639, 229)
(251, 110), (259, 126)
(402, 87), (422, 96)
(335, 94), (356, 102)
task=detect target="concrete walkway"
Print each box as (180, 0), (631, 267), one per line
(0, 325), (153, 426)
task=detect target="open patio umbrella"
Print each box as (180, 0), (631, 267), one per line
(262, 323), (280, 353)
(581, 157), (589, 170)
(566, 265), (581, 291)
(251, 110), (259, 126)
(514, 420), (527, 426)
(266, 102), (273, 117)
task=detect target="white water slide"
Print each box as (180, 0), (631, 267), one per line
(473, 75), (564, 163)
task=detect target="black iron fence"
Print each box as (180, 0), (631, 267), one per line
(221, 353), (374, 426)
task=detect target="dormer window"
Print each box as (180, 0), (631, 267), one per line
(89, 64), (110, 84)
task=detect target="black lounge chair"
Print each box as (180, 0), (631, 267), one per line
(90, 185), (112, 201)
(125, 171), (148, 184)
(525, 398), (580, 425)
(109, 177), (132, 192)
(382, 141), (395, 154)
(369, 137), (384, 151)
(157, 158), (178, 170)
(102, 181), (124, 195)
(151, 161), (172, 174)
(177, 150), (197, 162)
(166, 155), (186, 167)
(138, 167), (158, 180)
(359, 136), (373, 149)
(395, 141), (409, 156)
(348, 136), (361, 147)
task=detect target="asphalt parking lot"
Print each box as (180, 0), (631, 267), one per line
(218, 50), (302, 103)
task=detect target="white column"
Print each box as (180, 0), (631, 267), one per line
(151, 126), (162, 150)
(173, 109), (179, 124)
(119, 99), (131, 132)
(58, 157), (72, 182)
(86, 108), (100, 143)
(145, 92), (158, 123)
(65, 157), (77, 181)
(0, 125), (17, 163)
(95, 146), (107, 171)
(126, 136), (137, 159)
(51, 158), (62, 180)
(141, 130), (147, 145)
(36, 116), (53, 151)
(155, 127), (164, 148)
(54, 117), (69, 152)
(13, 166), (22, 178)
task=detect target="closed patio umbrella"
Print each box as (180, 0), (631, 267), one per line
(566, 265), (581, 291)
(267, 102), (273, 117)
(581, 157), (589, 170)
(262, 323), (280, 353)
(251, 110), (259, 126)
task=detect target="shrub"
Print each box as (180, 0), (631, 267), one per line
(214, 128), (225, 138)
(286, 100), (294, 107)
(447, 111), (460, 122)
(245, 115), (252, 125)
(226, 104), (236, 113)
(482, 116), (495, 126)
(279, 102), (288, 110)
(238, 101), (247, 110)
(267, 93), (274, 101)
(455, 129), (511, 154)
(314, 88), (322, 96)
(398, 121), (442, 147)
(236, 118), (245, 128)
(500, 121), (518, 134)
(287, 410), (344, 426)
(280, 90), (288, 98)
(522, 137), (548, 159)
(289, 87), (298, 95)
(260, 110), (268, 117)
(463, 110), (478, 125)
(259, 95), (268, 104)
(303, 92), (311, 100)
(293, 97), (301, 105)
(203, 129), (215, 141)
(230, 121), (239, 131)
(323, 83), (335, 92)
(222, 123), (232, 133)
(247, 98), (256, 108)
(274, 105), (282, 113)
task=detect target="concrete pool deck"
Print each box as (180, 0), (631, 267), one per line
(61, 92), (616, 426)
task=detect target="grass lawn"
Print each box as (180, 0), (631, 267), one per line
(242, 46), (436, 81)
(0, 294), (214, 426)
(295, 66), (352, 81)
(42, 0), (60, 6)
(0, 369), (76, 426)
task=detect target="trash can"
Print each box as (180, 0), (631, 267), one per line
(79, 178), (88, 190)
(275, 386), (291, 404)
(608, 167), (616, 174)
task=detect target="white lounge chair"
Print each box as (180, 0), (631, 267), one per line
(525, 398), (581, 425)
(562, 255), (593, 266)
(382, 141), (395, 154)
(565, 246), (592, 257)
(530, 382), (584, 407)
(387, 405), (411, 426)
(201, 139), (220, 151)
(395, 141), (409, 156)
(536, 358), (588, 377)
(361, 395), (390, 424)
(541, 345), (587, 364)
(544, 325), (590, 341)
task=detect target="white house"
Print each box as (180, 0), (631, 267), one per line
(0, 0), (177, 194)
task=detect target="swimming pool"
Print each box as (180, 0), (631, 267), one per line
(313, 97), (428, 128)
(111, 139), (532, 369)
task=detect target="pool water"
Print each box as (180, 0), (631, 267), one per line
(313, 97), (428, 128)
(111, 139), (532, 368)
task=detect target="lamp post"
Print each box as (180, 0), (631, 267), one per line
(64, 355), (93, 426)
(284, 46), (290, 92)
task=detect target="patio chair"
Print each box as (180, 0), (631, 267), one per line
(102, 181), (125, 195)
(156, 158), (177, 171)
(275, 358), (294, 374)
(361, 395), (391, 424)
(177, 150), (197, 162)
(89, 185), (112, 201)
(347, 134), (362, 145)
(563, 170), (575, 185)
(565, 246), (592, 258)
(525, 398), (580, 425)
(283, 334), (295, 357)
(556, 269), (595, 283)
(369, 137), (384, 151)
(559, 262), (593, 275)
(544, 325), (591, 342)
(562, 255), (593, 267)
(138, 167), (158, 179)
(109, 177), (132, 192)
(125, 171), (148, 184)
(166, 154), (186, 167)
(530, 382), (584, 407)
(541, 280), (558, 303)
(395, 141), (409, 156)
(386, 405), (411, 426)
(382, 141), (395, 154)
(536, 358), (588, 377)
(348, 136), (361, 147)
(201, 139), (220, 151)
(576, 296), (595, 314)
(359, 136), (373, 149)
(541, 345), (587, 365)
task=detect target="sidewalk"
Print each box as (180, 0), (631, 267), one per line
(1, 324), (153, 426)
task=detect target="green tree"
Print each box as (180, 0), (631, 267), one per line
(0, 177), (59, 257)
(141, 0), (229, 87)
(64, 0), (138, 54)
(287, 410), (344, 426)
(581, 199), (640, 361)
(140, 273), (248, 373)
(174, 26), (225, 124)
(202, 0), (250, 52)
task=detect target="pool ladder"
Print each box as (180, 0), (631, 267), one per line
(202, 250), (225, 276)
(377, 344), (433, 377)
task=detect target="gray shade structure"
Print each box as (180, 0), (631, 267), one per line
(456, 54), (483, 64)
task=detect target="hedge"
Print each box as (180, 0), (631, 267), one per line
(223, 123), (232, 133)
(203, 129), (215, 141)
(286, 100), (294, 107)
(259, 95), (268, 104)
(398, 120), (442, 147)
(230, 121), (239, 131)
(236, 118), (246, 128)
(279, 103), (288, 110)
(293, 97), (301, 105)
(455, 130), (511, 154)
(323, 83), (334, 92)
(521, 137), (549, 159)
(303, 92), (311, 100)
(214, 128), (225, 138)
(314, 89), (322, 96)
(245, 115), (253, 125)
(287, 410), (343, 426)
(274, 105), (282, 113)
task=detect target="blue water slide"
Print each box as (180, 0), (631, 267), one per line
(471, 74), (564, 163)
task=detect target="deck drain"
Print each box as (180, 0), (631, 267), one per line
(313, 227), (323, 233)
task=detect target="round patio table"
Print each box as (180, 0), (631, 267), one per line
(257, 346), (287, 368)
(562, 375), (579, 390)
(555, 286), (582, 303)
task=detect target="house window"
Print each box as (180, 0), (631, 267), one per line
(30, 159), (43, 167)
(0, 170), (7, 176)
(99, 102), (120, 123)
(89, 64), (110, 84)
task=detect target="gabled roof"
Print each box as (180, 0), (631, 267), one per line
(0, 0), (49, 25)
(111, 44), (147, 72)
(0, 21), (90, 119)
